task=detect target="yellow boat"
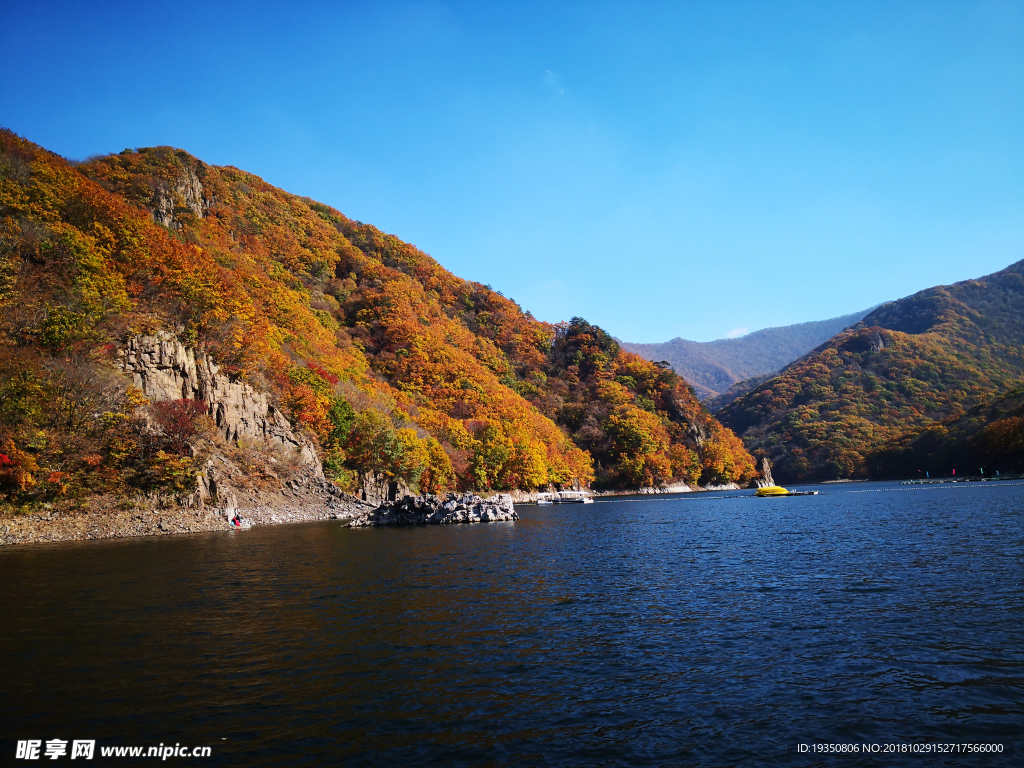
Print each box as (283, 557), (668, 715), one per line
(755, 486), (791, 497)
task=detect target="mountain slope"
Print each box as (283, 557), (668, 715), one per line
(621, 309), (871, 399)
(867, 383), (1024, 478)
(706, 373), (775, 413)
(716, 263), (1024, 481)
(0, 130), (753, 504)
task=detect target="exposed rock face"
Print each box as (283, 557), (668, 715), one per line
(688, 421), (709, 447)
(119, 332), (322, 477)
(356, 470), (412, 507)
(151, 164), (213, 230)
(349, 492), (517, 527)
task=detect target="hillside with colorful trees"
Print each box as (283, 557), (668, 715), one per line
(867, 383), (1024, 478)
(717, 262), (1024, 481)
(0, 129), (754, 506)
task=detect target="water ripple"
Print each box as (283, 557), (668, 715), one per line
(1, 481), (1021, 766)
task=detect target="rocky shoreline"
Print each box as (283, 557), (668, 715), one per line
(0, 490), (517, 546)
(1, 481), (747, 547)
(0, 478), (374, 547)
(348, 493), (517, 527)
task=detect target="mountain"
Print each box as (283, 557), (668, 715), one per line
(867, 383), (1024, 478)
(0, 129), (754, 507)
(706, 373), (775, 413)
(620, 309), (871, 399)
(716, 262), (1024, 482)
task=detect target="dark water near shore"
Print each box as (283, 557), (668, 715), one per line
(2, 482), (1022, 766)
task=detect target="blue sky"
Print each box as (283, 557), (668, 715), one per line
(2, 1), (1022, 342)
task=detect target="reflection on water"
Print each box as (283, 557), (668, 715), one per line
(2, 482), (1022, 766)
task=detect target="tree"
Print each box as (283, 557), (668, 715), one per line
(152, 399), (209, 454)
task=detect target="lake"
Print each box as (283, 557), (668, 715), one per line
(2, 482), (1021, 766)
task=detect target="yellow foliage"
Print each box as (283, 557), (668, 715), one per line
(0, 128), (750, 499)
(420, 437), (456, 494)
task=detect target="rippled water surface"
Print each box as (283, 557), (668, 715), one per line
(2, 482), (1022, 766)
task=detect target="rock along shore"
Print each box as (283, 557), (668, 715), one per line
(348, 493), (517, 527)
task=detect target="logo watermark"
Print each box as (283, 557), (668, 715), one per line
(15, 740), (212, 760)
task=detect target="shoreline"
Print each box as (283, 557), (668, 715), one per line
(1, 482), (749, 548)
(593, 482), (741, 497)
(0, 488), (373, 549)
(510, 483), (742, 502)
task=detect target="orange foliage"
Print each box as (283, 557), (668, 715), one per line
(0, 129), (754, 496)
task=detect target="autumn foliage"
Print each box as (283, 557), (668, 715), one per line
(0, 128), (754, 504)
(718, 268), (1024, 481)
(867, 383), (1024, 477)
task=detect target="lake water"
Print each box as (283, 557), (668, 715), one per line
(2, 482), (1022, 766)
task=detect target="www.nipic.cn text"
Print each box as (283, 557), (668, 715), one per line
(15, 740), (213, 760)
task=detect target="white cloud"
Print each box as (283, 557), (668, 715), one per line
(725, 327), (749, 339)
(543, 70), (566, 96)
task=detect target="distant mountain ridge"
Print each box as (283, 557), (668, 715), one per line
(620, 309), (872, 399)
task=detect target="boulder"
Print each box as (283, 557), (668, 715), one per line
(356, 470), (411, 507)
(349, 492), (517, 527)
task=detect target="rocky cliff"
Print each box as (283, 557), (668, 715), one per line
(119, 332), (323, 476)
(150, 161), (213, 230)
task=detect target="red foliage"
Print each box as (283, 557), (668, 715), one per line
(152, 399), (209, 454)
(307, 362), (339, 385)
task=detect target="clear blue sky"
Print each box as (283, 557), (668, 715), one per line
(2, 1), (1022, 342)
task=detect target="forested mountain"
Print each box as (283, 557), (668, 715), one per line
(717, 262), (1024, 481)
(868, 383), (1024, 478)
(706, 373), (775, 413)
(0, 130), (754, 505)
(620, 309), (871, 399)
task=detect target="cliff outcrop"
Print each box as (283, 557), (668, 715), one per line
(118, 332), (323, 476)
(151, 162), (213, 230)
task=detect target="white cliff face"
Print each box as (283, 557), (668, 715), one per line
(118, 332), (323, 477)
